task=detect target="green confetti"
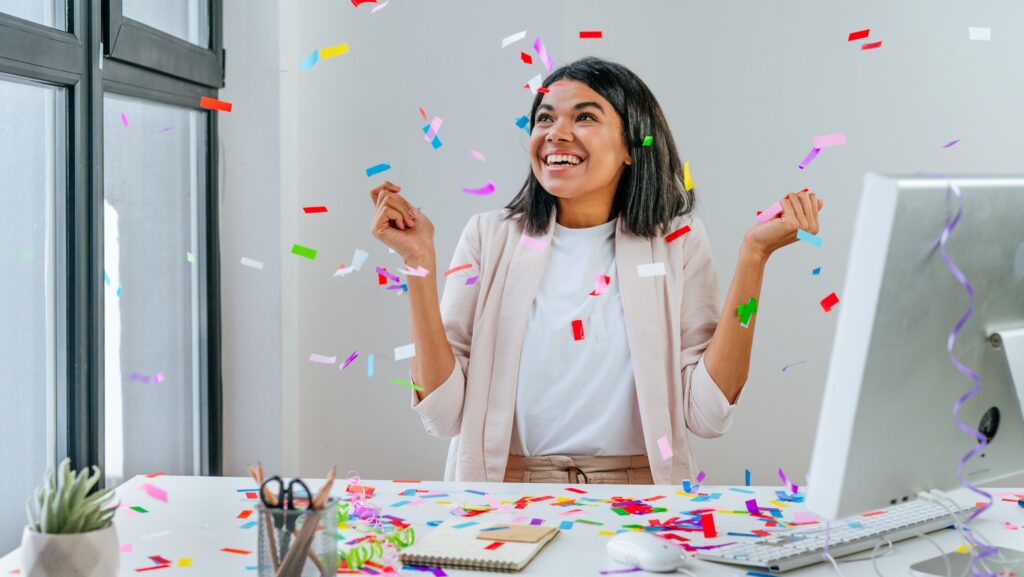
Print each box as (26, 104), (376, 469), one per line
(130, 506), (148, 513)
(389, 378), (423, 392)
(574, 519), (604, 526)
(186, 251), (195, 263)
(642, 135), (653, 147)
(737, 297), (758, 328)
(291, 244), (317, 260)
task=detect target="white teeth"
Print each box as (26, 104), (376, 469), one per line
(545, 154), (583, 166)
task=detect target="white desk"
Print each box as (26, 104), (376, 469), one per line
(2, 476), (1021, 576)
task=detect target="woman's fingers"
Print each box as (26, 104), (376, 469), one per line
(375, 190), (416, 229)
(373, 202), (407, 233)
(368, 181), (402, 204)
(785, 192), (810, 231)
(794, 191), (816, 233)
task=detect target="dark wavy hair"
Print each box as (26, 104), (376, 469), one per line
(505, 57), (695, 238)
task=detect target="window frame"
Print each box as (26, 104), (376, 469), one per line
(0, 0), (223, 482)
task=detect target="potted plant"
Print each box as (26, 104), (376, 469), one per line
(21, 458), (119, 577)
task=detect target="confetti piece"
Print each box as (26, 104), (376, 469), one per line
(465, 276), (478, 285)
(745, 499), (759, 514)
(484, 541), (504, 550)
(796, 229), (822, 247)
(642, 135), (653, 147)
(130, 372), (151, 384)
(812, 267), (821, 275)
(469, 149), (486, 161)
(121, 112), (128, 127)
(589, 274), (610, 296)
(665, 225), (691, 243)
(402, 265), (430, 277)
(847, 29), (870, 41)
(797, 147), (821, 170)
(422, 123), (442, 149)
(221, 548), (251, 555)
(637, 262), (666, 278)
(352, 0), (376, 6)
(303, 205), (327, 213)
(145, 472), (165, 478)
(812, 132), (846, 149)
(199, 96), (232, 112)
(656, 435), (673, 460)
(745, 469), (751, 486)
(820, 291), (840, 312)
(861, 40), (883, 50)
(520, 52), (533, 64)
(533, 37), (553, 72)
(968, 27), (991, 41)
(367, 354), (375, 377)
(579, 30), (603, 39)
(131, 506), (148, 513)
(462, 181), (495, 196)
(526, 73), (542, 95)
(150, 556), (172, 565)
(340, 351), (358, 370)
(395, 343), (416, 361)
(756, 201), (783, 223)
(334, 249), (369, 277)
(683, 160), (694, 192)
(391, 379), (423, 393)
(737, 297), (758, 328)
(777, 468), (799, 493)
(291, 244), (317, 260)
(501, 30), (527, 48)
(153, 372), (164, 384)
(300, 50), (319, 71)
(701, 513), (717, 538)
(320, 43), (350, 59)
(120, 544), (133, 552)
(140, 483), (167, 503)
(237, 510), (253, 519)
(453, 521), (478, 529)
(240, 256), (264, 270)
(571, 319), (585, 341)
(309, 353), (336, 364)
(781, 360), (808, 372)
(942, 139), (960, 148)
(515, 115), (530, 133)
(445, 264), (472, 277)
(177, 559), (192, 568)
(365, 163), (391, 177)
(186, 251), (195, 263)
(370, 0), (389, 12)
(424, 116), (443, 143)
(519, 235), (547, 250)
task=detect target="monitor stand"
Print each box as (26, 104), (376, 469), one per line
(911, 327), (1024, 577)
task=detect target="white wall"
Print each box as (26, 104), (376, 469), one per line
(221, 0), (1024, 487)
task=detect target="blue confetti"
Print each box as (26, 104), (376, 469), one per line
(365, 163), (392, 178)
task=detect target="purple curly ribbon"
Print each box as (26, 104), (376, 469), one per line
(938, 178), (997, 577)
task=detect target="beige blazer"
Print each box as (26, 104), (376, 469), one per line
(410, 209), (741, 485)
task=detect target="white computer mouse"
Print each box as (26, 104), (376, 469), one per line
(606, 531), (686, 573)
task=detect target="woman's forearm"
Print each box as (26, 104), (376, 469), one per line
(406, 251), (457, 402)
(702, 245), (769, 404)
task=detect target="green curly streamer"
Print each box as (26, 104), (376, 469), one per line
(338, 527), (416, 570)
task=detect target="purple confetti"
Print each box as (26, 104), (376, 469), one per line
(121, 112), (128, 127)
(745, 499), (759, 514)
(130, 372), (150, 384)
(465, 275), (479, 285)
(341, 351), (358, 370)
(376, 266), (401, 283)
(942, 139), (960, 148)
(462, 181), (495, 196)
(797, 147), (821, 170)
(533, 37), (553, 72)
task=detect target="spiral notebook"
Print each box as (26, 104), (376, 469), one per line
(399, 524), (560, 572)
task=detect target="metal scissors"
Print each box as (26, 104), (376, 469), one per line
(260, 476), (313, 564)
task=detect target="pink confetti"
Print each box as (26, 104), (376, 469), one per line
(812, 132), (846, 149)
(153, 372), (165, 384)
(656, 435), (673, 460)
(590, 273), (609, 296)
(121, 112), (128, 127)
(519, 235), (547, 250)
(462, 181), (495, 196)
(533, 37), (553, 72)
(308, 353), (336, 364)
(140, 483), (168, 503)
(424, 116), (443, 143)
(120, 544), (133, 553)
(1004, 522), (1019, 530)
(469, 149), (486, 161)
(756, 201), (783, 223)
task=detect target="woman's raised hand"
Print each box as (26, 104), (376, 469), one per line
(369, 181), (435, 262)
(743, 188), (824, 260)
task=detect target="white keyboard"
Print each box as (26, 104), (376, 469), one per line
(696, 498), (976, 572)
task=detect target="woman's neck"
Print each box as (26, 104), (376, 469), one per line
(556, 196), (614, 229)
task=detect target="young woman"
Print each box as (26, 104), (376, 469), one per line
(368, 57), (822, 485)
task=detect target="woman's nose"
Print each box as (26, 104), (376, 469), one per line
(546, 124), (573, 142)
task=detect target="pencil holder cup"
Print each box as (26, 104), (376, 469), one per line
(256, 499), (337, 577)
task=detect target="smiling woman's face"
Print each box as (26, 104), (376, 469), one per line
(529, 80), (632, 205)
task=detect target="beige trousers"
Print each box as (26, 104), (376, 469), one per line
(503, 455), (654, 484)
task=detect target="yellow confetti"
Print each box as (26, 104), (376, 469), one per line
(954, 545), (970, 554)
(320, 43), (350, 59)
(683, 161), (695, 192)
(769, 500), (788, 508)
(598, 531), (616, 537)
(178, 558), (192, 568)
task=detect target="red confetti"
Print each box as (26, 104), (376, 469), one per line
(237, 510), (252, 519)
(145, 472), (165, 478)
(135, 565), (170, 572)
(701, 513), (717, 538)
(565, 487), (587, 494)
(417, 107), (427, 121)
(861, 41), (883, 51)
(484, 541), (504, 550)
(820, 292), (840, 312)
(149, 556), (171, 565)
(537, 87), (550, 94)
(572, 319), (585, 341)
(199, 96), (232, 112)
(520, 52), (533, 64)
(351, 0), (377, 6)
(444, 263), (472, 277)
(220, 548), (251, 555)
(665, 225), (692, 243)
(347, 484), (375, 496)
(244, 492), (258, 500)
(848, 29), (870, 41)
(579, 30), (603, 39)
(303, 206), (328, 213)
(378, 273), (387, 285)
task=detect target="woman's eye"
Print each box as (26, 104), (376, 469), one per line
(535, 114), (552, 122)
(577, 113), (596, 121)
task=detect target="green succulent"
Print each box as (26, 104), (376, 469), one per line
(26, 458), (117, 534)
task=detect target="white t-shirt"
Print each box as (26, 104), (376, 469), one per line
(510, 218), (646, 457)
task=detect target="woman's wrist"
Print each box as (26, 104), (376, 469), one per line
(739, 238), (771, 267)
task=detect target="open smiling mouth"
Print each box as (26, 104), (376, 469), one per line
(543, 153), (586, 172)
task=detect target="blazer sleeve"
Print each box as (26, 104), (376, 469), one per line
(679, 218), (742, 439)
(408, 213), (482, 439)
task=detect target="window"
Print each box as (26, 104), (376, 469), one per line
(0, 0), (223, 552)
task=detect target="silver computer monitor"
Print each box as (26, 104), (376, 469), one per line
(806, 174), (1024, 521)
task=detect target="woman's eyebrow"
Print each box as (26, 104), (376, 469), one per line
(536, 101), (605, 113)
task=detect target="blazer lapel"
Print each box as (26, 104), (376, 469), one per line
(482, 215), (556, 482)
(615, 224), (675, 485)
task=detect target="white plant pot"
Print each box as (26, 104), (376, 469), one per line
(20, 524), (120, 577)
